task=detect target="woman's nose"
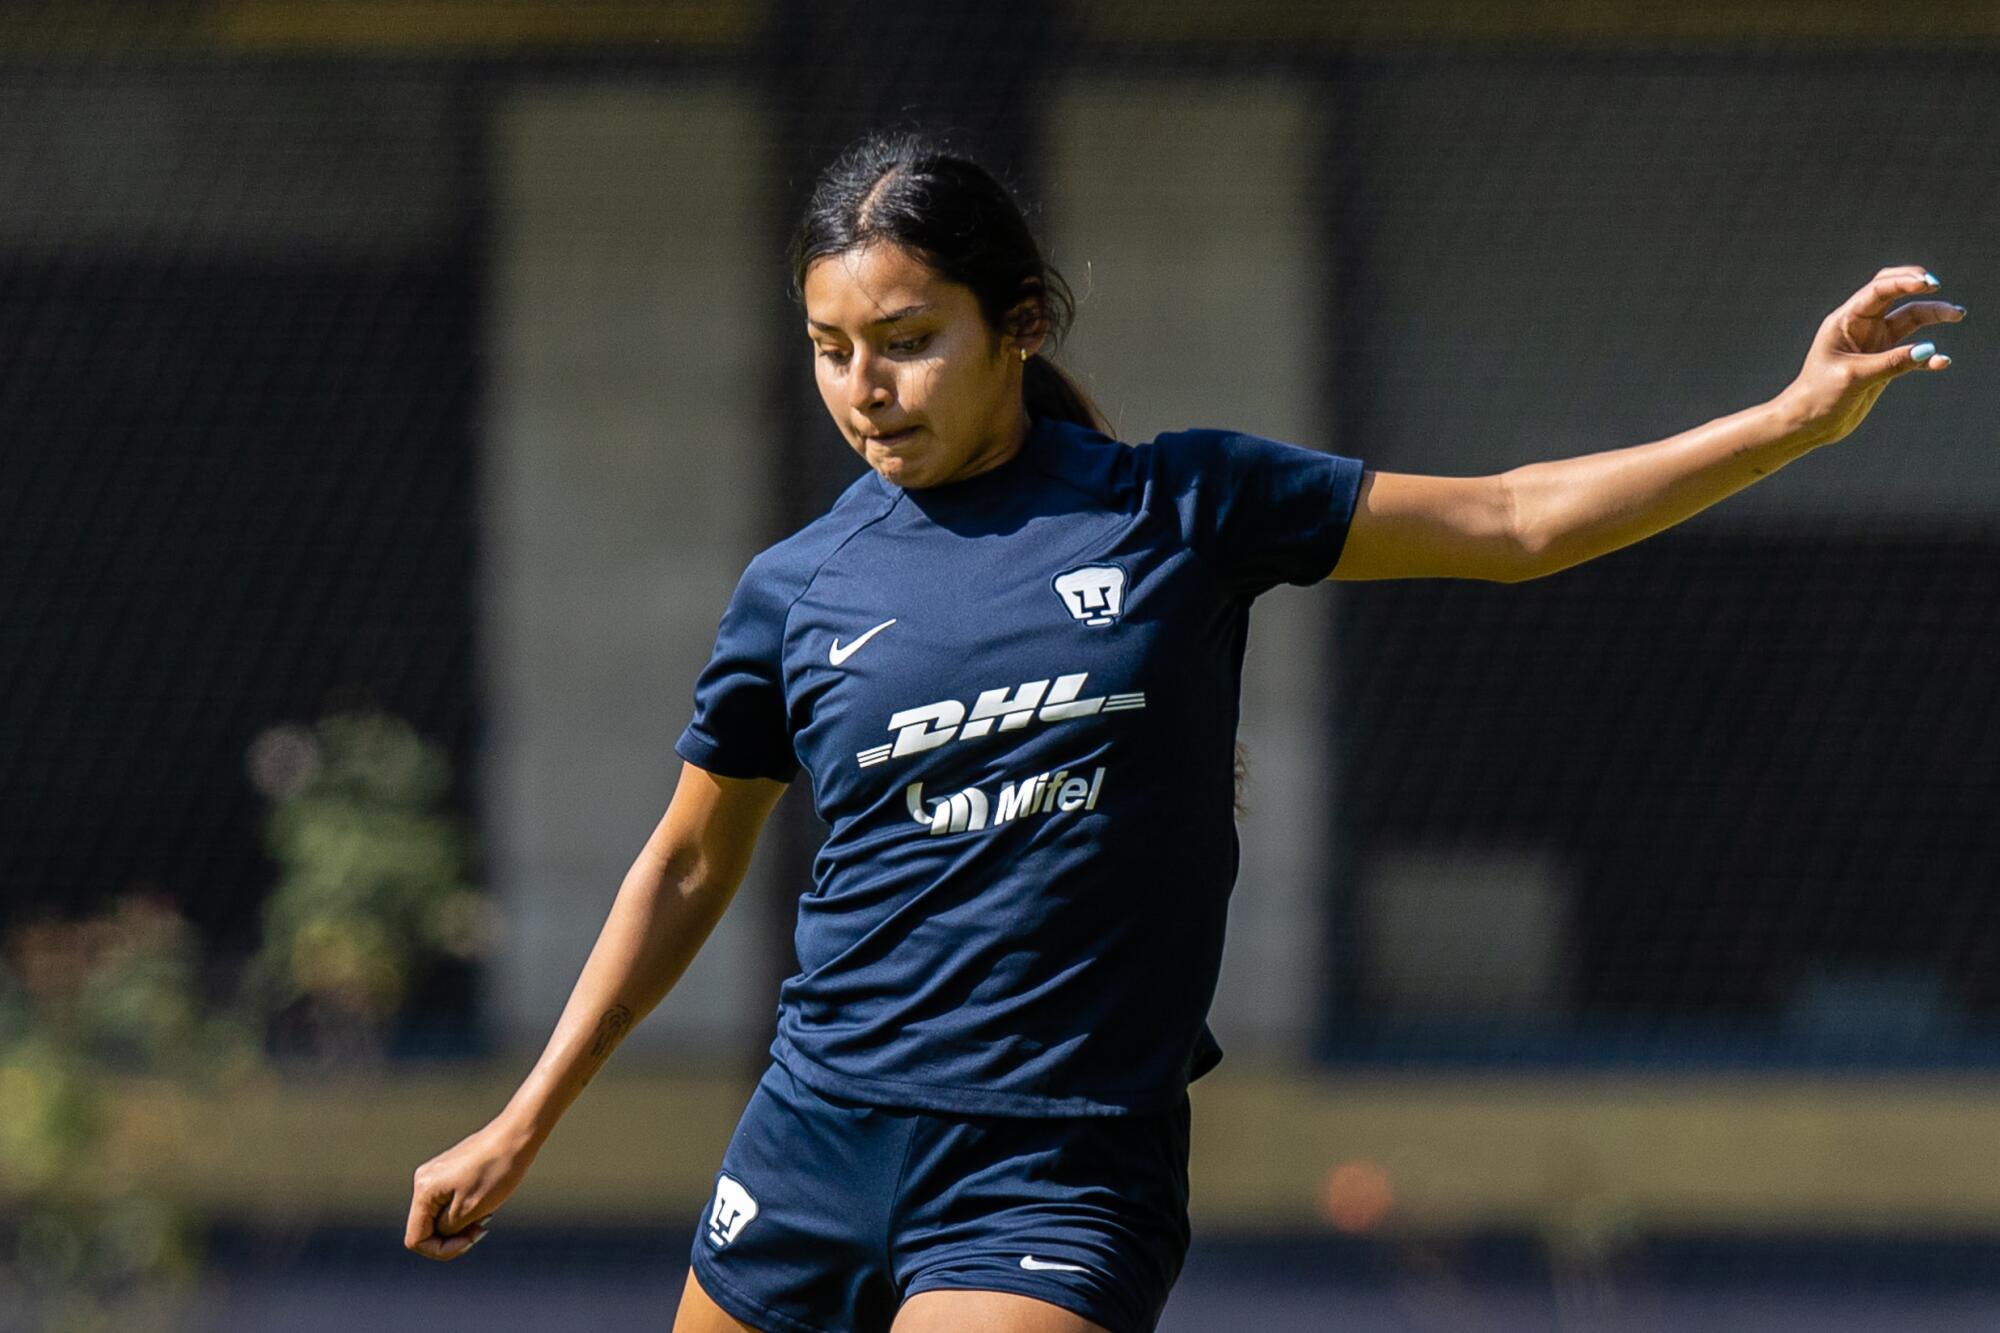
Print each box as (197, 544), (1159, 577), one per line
(847, 347), (892, 409)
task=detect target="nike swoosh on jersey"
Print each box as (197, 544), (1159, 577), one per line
(829, 618), (897, 666)
(1019, 1255), (1090, 1273)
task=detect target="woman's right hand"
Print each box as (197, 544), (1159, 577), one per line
(397, 764), (786, 1263)
(405, 1116), (540, 1261)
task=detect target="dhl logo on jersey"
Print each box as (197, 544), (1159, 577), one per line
(855, 672), (1144, 769)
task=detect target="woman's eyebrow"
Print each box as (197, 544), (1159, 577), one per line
(806, 304), (929, 333)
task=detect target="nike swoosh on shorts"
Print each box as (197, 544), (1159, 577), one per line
(1019, 1255), (1090, 1273)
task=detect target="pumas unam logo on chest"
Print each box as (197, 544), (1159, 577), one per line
(1052, 562), (1127, 626)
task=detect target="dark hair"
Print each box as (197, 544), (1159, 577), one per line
(789, 127), (1109, 436)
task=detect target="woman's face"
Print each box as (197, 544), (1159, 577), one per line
(804, 241), (1040, 490)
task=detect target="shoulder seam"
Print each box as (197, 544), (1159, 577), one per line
(1137, 433), (1229, 587)
(777, 486), (904, 693)
(1024, 435), (1125, 511)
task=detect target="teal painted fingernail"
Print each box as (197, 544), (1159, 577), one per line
(1911, 342), (1936, 362)
(1923, 272), (1940, 286)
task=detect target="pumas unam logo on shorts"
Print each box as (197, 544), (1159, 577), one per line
(706, 1174), (758, 1249)
(1052, 562), (1127, 626)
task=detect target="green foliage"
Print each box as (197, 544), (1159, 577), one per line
(247, 710), (491, 1046)
(0, 900), (215, 1332)
(0, 1036), (102, 1195)
(1, 706), (488, 1331)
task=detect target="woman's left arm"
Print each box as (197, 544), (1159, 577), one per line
(1330, 265), (1964, 583)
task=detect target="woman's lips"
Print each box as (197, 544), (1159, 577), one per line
(870, 428), (919, 446)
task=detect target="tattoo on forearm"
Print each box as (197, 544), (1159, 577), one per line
(588, 1004), (633, 1060)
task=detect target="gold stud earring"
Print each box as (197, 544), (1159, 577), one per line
(1019, 348), (1029, 362)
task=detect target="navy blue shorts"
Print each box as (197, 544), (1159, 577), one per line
(688, 1061), (1192, 1333)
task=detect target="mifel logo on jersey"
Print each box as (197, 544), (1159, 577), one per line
(905, 764), (1107, 835)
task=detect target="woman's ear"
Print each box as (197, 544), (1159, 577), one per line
(1005, 298), (1050, 360)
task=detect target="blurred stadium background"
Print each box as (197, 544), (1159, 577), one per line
(2, 1), (1997, 1329)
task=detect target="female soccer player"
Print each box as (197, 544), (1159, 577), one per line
(406, 128), (1962, 1333)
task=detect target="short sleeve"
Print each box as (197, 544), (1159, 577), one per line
(1154, 427), (1366, 595)
(673, 556), (799, 783)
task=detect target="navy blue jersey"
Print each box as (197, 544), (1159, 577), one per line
(675, 413), (1365, 1116)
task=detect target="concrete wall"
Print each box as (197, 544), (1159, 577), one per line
(483, 85), (779, 1051)
(0, 68), (461, 255)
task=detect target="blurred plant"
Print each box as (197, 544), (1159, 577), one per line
(0, 707), (491, 1329)
(1539, 1168), (1645, 1332)
(0, 896), (245, 1333)
(245, 710), (496, 1064)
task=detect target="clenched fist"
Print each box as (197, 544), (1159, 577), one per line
(405, 1116), (539, 1261)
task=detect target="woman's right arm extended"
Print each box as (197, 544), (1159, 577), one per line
(404, 761), (788, 1260)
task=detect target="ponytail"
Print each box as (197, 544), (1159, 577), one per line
(1023, 353), (1109, 436)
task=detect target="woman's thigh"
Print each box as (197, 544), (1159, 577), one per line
(673, 1266), (768, 1333)
(677, 1263), (1114, 1333)
(891, 1288), (1112, 1333)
